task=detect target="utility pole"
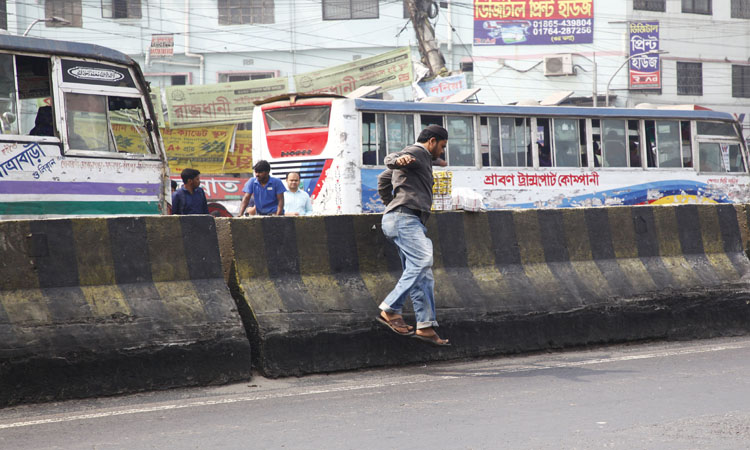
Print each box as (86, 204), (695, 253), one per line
(406, 0), (447, 77)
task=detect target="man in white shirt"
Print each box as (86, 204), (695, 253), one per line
(283, 172), (313, 216)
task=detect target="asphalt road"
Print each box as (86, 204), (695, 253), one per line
(2, 337), (750, 449)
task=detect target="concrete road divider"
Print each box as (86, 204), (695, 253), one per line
(224, 204), (750, 378)
(0, 216), (251, 407)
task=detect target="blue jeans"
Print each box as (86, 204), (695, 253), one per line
(379, 210), (438, 329)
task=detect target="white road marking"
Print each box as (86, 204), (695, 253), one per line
(0, 341), (748, 431)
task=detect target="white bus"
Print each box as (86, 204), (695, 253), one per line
(252, 94), (749, 214)
(0, 34), (167, 219)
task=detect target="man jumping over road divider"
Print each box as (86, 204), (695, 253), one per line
(376, 125), (450, 347)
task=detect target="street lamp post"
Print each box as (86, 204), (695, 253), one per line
(572, 52), (597, 107)
(23, 17), (71, 36)
(605, 50), (668, 107)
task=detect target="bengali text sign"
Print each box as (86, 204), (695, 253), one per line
(166, 78), (289, 128)
(162, 125), (236, 173)
(294, 47), (413, 95)
(629, 21), (660, 89)
(474, 0), (593, 46)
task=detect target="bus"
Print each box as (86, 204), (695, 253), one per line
(252, 94), (749, 214)
(0, 34), (167, 219)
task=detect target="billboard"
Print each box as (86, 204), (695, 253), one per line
(629, 21), (661, 89)
(294, 47), (413, 95)
(474, 0), (594, 46)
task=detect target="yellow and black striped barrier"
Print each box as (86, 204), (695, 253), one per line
(225, 204), (750, 378)
(0, 215), (251, 407)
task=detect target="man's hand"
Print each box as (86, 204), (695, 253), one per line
(395, 154), (416, 166)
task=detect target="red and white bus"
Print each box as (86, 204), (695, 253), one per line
(252, 94), (750, 214)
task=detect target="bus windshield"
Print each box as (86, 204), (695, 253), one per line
(265, 105), (330, 131)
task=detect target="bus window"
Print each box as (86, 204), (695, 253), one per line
(446, 116), (474, 166)
(655, 121), (681, 168)
(65, 93), (155, 154)
(628, 120), (641, 168)
(697, 121), (737, 137)
(602, 120), (627, 167)
(700, 143), (746, 173)
(362, 112), (378, 165)
(386, 113), (414, 158)
(421, 114), (443, 128)
(0, 54), (18, 134)
(578, 119), (588, 167)
(66, 93), (114, 151)
(592, 119), (601, 167)
(479, 116), (500, 166)
(500, 117), (530, 167)
(681, 121), (692, 167)
(109, 96), (154, 154)
(17, 56), (54, 136)
(0, 54), (55, 137)
(644, 120), (657, 167)
(264, 105), (330, 131)
(551, 118), (579, 168)
(536, 118), (551, 167)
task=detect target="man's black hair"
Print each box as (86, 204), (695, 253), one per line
(417, 125), (449, 143)
(180, 168), (200, 183)
(254, 160), (271, 173)
(171, 180), (178, 191)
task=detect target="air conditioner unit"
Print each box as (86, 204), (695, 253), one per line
(544, 54), (573, 76)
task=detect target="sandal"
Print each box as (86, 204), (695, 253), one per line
(413, 332), (450, 346)
(376, 314), (414, 336)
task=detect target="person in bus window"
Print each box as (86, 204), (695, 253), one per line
(375, 125), (450, 346)
(29, 106), (54, 136)
(283, 172), (312, 216)
(239, 160), (286, 216)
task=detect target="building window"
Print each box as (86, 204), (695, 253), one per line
(634, 0), (666, 11)
(323, 0), (378, 20)
(171, 75), (186, 86)
(732, 65), (750, 98)
(731, 0), (750, 18)
(0, 1), (6, 30)
(676, 62), (703, 95)
(218, 0), (274, 25)
(682, 0), (711, 14)
(102, 0), (141, 18)
(45, 0), (83, 27)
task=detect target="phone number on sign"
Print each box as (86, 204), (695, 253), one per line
(533, 19), (592, 27)
(533, 26), (592, 35)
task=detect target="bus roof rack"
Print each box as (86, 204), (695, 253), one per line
(445, 88), (481, 103)
(346, 86), (381, 99)
(254, 92), (345, 106)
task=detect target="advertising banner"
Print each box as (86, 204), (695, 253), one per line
(150, 34), (174, 59)
(417, 73), (467, 101)
(166, 78), (289, 128)
(224, 130), (253, 173)
(294, 47), (413, 95)
(473, 0), (593, 46)
(162, 125), (236, 173)
(171, 176), (245, 201)
(628, 21), (661, 89)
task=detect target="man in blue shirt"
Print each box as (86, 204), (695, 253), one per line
(171, 168), (209, 215)
(239, 160), (286, 216)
